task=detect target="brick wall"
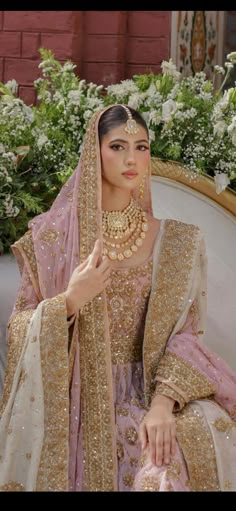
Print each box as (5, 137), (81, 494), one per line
(0, 10), (171, 104)
(0, 10), (83, 104)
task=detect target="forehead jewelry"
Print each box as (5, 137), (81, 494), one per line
(120, 105), (140, 135)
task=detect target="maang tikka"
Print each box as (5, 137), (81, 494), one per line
(120, 105), (140, 135)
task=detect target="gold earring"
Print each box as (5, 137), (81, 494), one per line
(139, 174), (146, 200)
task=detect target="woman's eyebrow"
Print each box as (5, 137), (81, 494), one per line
(109, 138), (149, 144)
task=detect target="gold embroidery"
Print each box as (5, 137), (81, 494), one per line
(130, 457), (138, 467)
(139, 451), (148, 467)
(213, 417), (236, 433)
(39, 228), (59, 246)
(36, 293), (69, 492)
(166, 461), (181, 480)
(117, 407), (129, 416)
(176, 404), (220, 491)
(18, 369), (27, 386)
(125, 427), (138, 445)
(153, 384), (185, 410)
(106, 262), (152, 364)
(123, 473), (134, 487)
(224, 479), (232, 490)
(78, 111), (117, 491)
(0, 310), (34, 416)
(143, 220), (201, 406)
(155, 352), (215, 406)
(0, 481), (25, 491)
(15, 295), (27, 312)
(140, 475), (160, 491)
(13, 230), (38, 287)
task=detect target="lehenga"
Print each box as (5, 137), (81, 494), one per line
(70, 253), (236, 492)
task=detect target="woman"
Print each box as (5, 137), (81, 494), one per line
(0, 104), (236, 492)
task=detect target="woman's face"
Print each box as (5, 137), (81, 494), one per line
(100, 123), (150, 193)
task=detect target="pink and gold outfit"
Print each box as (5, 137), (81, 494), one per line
(0, 106), (236, 491)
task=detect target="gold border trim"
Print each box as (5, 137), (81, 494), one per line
(143, 220), (200, 405)
(151, 157), (236, 218)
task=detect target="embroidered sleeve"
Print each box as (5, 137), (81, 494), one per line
(154, 349), (215, 411)
(153, 297), (216, 411)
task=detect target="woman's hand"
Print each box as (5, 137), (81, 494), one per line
(65, 239), (111, 317)
(139, 395), (176, 467)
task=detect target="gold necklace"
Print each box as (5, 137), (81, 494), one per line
(102, 197), (140, 239)
(102, 200), (148, 261)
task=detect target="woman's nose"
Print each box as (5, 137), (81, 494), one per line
(125, 149), (136, 165)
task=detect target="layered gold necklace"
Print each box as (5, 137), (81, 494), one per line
(102, 198), (148, 261)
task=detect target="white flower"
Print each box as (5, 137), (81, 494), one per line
(227, 52), (236, 64)
(214, 173), (230, 194)
(141, 111), (150, 125)
(5, 79), (18, 95)
(149, 110), (162, 126)
(37, 134), (49, 150)
(161, 58), (181, 80)
(214, 65), (225, 75)
(128, 92), (145, 110)
(0, 143), (5, 154)
(148, 129), (155, 142)
(68, 90), (82, 105)
(213, 121), (227, 138)
(162, 99), (177, 122)
(225, 62), (234, 70)
(62, 62), (76, 72)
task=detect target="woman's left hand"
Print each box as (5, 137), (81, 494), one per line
(139, 395), (176, 467)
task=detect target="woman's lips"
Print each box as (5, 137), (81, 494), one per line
(122, 171), (138, 179)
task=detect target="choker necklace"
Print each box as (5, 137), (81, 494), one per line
(102, 198), (148, 261)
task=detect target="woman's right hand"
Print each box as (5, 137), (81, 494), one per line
(65, 239), (111, 317)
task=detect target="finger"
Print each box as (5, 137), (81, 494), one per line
(88, 239), (102, 268)
(148, 428), (157, 465)
(77, 258), (89, 272)
(170, 424), (176, 458)
(155, 431), (164, 467)
(139, 423), (148, 450)
(163, 430), (171, 465)
(102, 266), (111, 280)
(98, 256), (111, 273)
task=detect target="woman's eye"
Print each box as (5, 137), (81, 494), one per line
(110, 144), (123, 151)
(137, 145), (149, 151)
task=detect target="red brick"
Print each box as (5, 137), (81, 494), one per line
(22, 33), (40, 59)
(3, 11), (82, 33)
(0, 11), (3, 30)
(19, 86), (36, 105)
(0, 57), (3, 80)
(85, 11), (127, 35)
(85, 35), (124, 62)
(83, 62), (124, 86)
(40, 32), (82, 60)
(127, 37), (170, 64)
(128, 11), (171, 37)
(0, 32), (21, 58)
(126, 64), (161, 78)
(4, 58), (41, 86)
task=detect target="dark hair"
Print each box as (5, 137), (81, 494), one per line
(98, 105), (148, 143)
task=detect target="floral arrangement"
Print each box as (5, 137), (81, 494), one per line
(105, 52), (236, 195)
(0, 49), (236, 253)
(0, 49), (104, 253)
